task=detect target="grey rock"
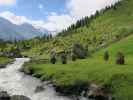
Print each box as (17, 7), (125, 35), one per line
(11, 95), (31, 100)
(34, 85), (45, 93)
(0, 91), (10, 100)
(0, 64), (6, 68)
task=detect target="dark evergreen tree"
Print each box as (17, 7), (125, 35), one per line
(72, 43), (87, 59)
(56, 1), (122, 37)
(61, 52), (67, 64)
(50, 50), (56, 64)
(71, 53), (76, 61)
(116, 52), (125, 65)
(104, 51), (109, 61)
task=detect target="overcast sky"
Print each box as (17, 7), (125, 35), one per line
(0, 0), (119, 33)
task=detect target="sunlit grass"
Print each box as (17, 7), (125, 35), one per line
(24, 35), (133, 100)
(0, 57), (11, 65)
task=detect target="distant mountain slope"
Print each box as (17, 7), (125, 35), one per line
(15, 23), (45, 39)
(0, 17), (48, 41)
(0, 17), (24, 40)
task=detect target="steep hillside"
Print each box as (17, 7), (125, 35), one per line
(22, 0), (133, 99)
(24, 33), (133, 100)
(22, 0), (133, 58)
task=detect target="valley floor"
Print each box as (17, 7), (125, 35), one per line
(23, 35), (133, 100)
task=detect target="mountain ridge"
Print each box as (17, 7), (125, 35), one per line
(0, 17), (48, 41)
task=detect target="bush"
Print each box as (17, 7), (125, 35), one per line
(50, 55), (56, 64)
(104, 51), (109, 61)
(50, 50), (56, 64)
(71, 53), (77, 61)
(61, 52), (67, 64)
(116, 52), (125, 65)
(72, 43), (87, 59)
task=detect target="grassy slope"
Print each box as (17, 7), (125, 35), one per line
(25, 34), (133, 100)
(0, 57), (11, 65)
(23, 0), (133, 99)
(22, 0), (133, 59)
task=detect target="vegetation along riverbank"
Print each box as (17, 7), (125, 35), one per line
(13, 0), (133, 99)
(23, 34), (133, 100)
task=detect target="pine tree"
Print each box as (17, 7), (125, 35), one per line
(61, 52), (67, 64)
(104, 51), (109, 61)
(116, 52), (125, 65)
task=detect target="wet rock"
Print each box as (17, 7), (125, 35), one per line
(54, 81), (89, 96)
(87, 84), (109, 100)
(71, 95), (80, 100)
(34, 85), (45, 93)
(0, 64), (6, 68)
(0, 91), (10, 100)
(42, 81), (52, 86)
(11, 95), (31, 100)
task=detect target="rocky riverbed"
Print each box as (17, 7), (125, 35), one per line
(0, 58), (112, 100)
(0, 58), (72, 100)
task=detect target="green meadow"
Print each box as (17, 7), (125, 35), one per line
(24, 34), (133, 100)
(0, 57), (11, 65)
(20, 0), (133, 99)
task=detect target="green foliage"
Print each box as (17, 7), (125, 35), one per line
(116, 52), (125, 65)
(24, 34), (133, 100)
(17, 0), (133, 59)
(60, 52), (67, 64)
(71, 52), (77, 61)
(0, 57), (12, 65)
(50, 51), (56, 64)
(72, 43), (87, 59)
(16, 0), (133, 99)
(104, 51), (109, 61)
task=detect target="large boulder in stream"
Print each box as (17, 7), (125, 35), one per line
(0, 64), (6, 69)
(34, 85), (45, 93)
(11, 95), (31, 100)
(0, 91), (10, 100)
(0, 91), (31, 100)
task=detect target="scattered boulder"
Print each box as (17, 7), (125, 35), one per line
(34, 85), (45, 93)
(0, 91), (10, 100)
(11, 95), (31, 100)
(0, 64), (6, 69)
(0, 91), (31, 100)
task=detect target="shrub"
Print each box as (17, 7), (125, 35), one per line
(50, 50), (56, 64)
(71, 52), (77, 61)
(116, 52), (125, 65)
(104, 51), (109, 61)
(60, 52), (67, 64)
(72, 43), (87, 59)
